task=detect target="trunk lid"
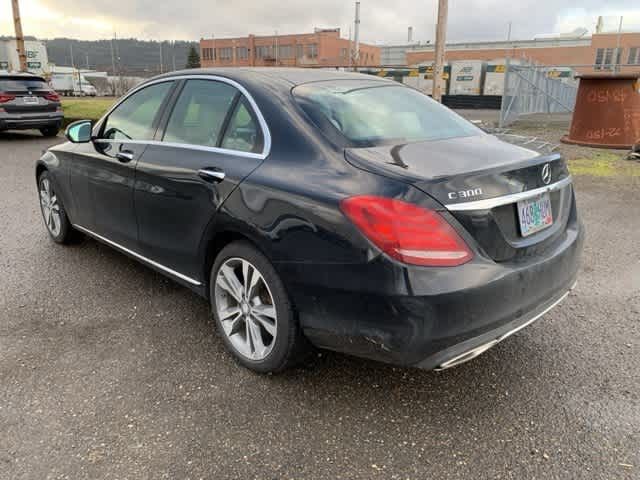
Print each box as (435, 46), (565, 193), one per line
(345, 134), (573, 262)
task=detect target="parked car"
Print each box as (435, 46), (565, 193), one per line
(0, 72), (63, 136)
(35, 68), (584, 373)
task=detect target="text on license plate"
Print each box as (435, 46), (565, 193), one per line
(517, 192), (553, 237)
(23, 96), (39, 104)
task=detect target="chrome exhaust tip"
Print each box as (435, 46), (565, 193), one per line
(434, 285), (575, 371)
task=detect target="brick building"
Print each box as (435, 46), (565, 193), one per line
(404, 32), (640, 74)
(200, 28), (380, 68)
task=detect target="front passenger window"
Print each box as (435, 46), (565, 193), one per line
(102, 82), (173, 140)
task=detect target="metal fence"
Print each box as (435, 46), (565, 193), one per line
(499, 61), (578, 127)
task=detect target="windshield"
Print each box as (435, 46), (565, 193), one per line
(293, 80), (482, 147)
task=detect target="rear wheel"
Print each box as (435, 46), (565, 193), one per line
(38, 171), (77, 244)
(210, 241), (310, 373)
(40, 127), (59, 137)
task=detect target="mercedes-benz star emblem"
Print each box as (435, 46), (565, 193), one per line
(541, 163), (552, 185)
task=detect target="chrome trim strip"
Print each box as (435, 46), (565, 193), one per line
(435, 283), (575, 371)
(445, 175), (573, 211)
(73, 224), (202, 286)
(93, 74), (272, 160)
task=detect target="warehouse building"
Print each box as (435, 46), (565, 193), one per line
(405, 31), (640, 74)
(200, 28), (380, 68)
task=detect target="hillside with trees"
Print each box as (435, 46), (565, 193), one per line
(1, 37), (198, 77)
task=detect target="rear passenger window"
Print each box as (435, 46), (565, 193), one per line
(221, 99), (263, 153)
(163, 80), (238, 147)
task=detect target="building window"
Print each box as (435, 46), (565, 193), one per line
(306, 44), (318, 59)
(236, 46), (248, 60)
(256, 45), (273, 59)
(218, 47), (233, 61)
(296, 44), (304, 59)
(278, 45), (293, 59)
(595, 47), (621, 70)
(628, 47), (640, 65)
(201, 48), (214, 61)
(340, 48), (348, 59)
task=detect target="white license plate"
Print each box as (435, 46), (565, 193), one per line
(517, 192), (553, 237)
(22, 96), (39, 105)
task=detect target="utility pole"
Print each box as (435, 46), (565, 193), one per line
(172, 40), (176, 71)
(615, 16), (623, 73)
(348, 25), (353, 69)
(432, 0), (448, 102)
(110, 37), (117, 76)
(353, 1), (361, 66)
(11, 0), (27, 71)
(159, 41), (163, 73)
(274, 30), (279, 65)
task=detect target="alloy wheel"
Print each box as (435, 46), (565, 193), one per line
(39, 178), (62, 237)
(214, 257), (278, 361)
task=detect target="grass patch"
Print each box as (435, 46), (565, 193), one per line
(61, 98), (115, 127)
(569, 152), (640, 178)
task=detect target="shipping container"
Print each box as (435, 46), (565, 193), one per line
(403, 64), (450, 95)
(449, 60), (486, 95)
(483, 59), (522, 96)
(544, 67), (578, 86)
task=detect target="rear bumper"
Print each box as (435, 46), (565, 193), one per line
(0, 112), (63, 131)
(281, 218), (584, 370)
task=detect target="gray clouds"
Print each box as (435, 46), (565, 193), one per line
(1, 0), (638, 42)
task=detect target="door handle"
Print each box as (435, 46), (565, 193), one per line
(116, 150), (135, 163)
(198, 168), (226, 183)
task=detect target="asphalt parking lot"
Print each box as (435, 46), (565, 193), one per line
(1, 130), (638, 480)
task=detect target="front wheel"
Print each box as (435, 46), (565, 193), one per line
(38, 171), (77, 244)
(210, 241), (310, 373)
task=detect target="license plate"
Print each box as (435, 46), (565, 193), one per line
(517, 192), (553, 237)
(22, 96), (39, 105)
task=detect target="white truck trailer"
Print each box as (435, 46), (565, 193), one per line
(0, 39), (49, 76)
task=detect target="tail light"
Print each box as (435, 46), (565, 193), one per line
(0, 93), (15, 103)
(44, 92), (60, 102)
(340, 196), (473, 267)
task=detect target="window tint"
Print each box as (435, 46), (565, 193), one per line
(0, 77), (48, 91)
(294, 80), (481, 147)
(102, 82), (172, 140)
(163, 80), (238, 147)
(221, 99), (263, 153)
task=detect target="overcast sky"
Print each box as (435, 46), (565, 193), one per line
(1, 0), (638, 43)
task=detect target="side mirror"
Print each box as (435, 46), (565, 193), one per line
(65, 120), (93, 143)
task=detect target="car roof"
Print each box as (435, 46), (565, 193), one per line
(152, 67), (391, 89)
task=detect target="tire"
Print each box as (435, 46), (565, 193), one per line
(40, 127), (59, 137)
(210, 241), (310, 373)
(37, 171), (79, 244)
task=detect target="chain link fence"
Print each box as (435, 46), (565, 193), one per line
(499, 61), (578, 127)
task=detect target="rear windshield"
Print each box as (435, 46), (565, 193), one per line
(293, 80), (482, 147)
(0, 77), (48, 91)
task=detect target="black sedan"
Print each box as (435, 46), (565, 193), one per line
(35, 68), (584, 373)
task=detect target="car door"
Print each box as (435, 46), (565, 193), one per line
(134, 78), (268, 281)
(68, 81), (175, 248)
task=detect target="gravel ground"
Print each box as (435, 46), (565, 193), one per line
(1, 129), (638, 480)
